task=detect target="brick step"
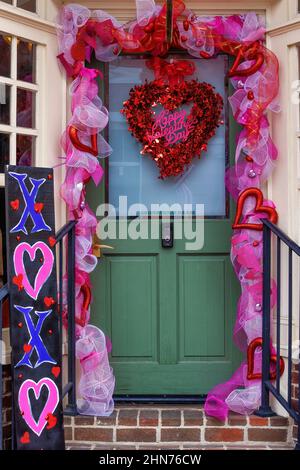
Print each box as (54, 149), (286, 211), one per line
(64, 405), (293, 449)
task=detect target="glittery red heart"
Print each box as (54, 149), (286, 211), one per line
(121, 80), (223, 178)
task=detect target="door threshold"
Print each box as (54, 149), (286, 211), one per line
(114, 395), (206, 405)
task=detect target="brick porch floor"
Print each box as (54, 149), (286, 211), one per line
(64, 404), (294, 450)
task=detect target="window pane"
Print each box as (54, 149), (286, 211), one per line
(17, 0), (36, 12)
(17, 88), (35, 128)
(109, 56), (227, 216)
(17, 134), (35, 166)
(0, 84), (11, 125)
(0, 33), (11, 78)
(17, 39), (36, 83)
(0, 133), (10, 172)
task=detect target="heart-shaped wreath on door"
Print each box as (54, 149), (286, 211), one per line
(121, 57), (224, 178)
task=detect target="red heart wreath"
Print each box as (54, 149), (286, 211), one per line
(121, 79), (223, 178)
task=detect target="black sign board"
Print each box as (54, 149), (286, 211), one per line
(5, 166), (65, 450)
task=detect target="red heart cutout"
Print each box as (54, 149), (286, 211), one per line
(51, 366), (61, 378)
(34, 203), (44, 213)
(23, 344), (32, 353)
(20, 431), (30, 444)
(48, 237), (56, 248)
(46, 413), (57, 430)
(10, 199), (20, 211)
(13, 274), (24, 291)
(69, 125), (98, 157)
(44, 297), (55, 308)
(233, 188), (278, 231)
(121, 80), (223, 178)
(18, 322), (23, 328)
(247, 337), (285, 380)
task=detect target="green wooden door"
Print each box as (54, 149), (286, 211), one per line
(87, 55), (241, 396)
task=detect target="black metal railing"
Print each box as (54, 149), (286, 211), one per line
(0, 220), (77, 449)
(257, 219), (300, 450)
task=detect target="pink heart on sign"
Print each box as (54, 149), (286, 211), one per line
(13, 242), (54, 300)
(18, 378), (59, 437)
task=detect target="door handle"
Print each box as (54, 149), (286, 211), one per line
(92, 235), (114, 258)
(162, 220), (174, 248)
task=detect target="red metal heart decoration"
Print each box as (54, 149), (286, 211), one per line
(20, 431), (30, 444)
(23, 344), (32, 354)
(44, 297), (56, 308)
(48, 237), (56, 248)
(69, 125), (98, 157)
(34, 202), (44, 213)
(247, 337), (285, 380)
(228, 47), (264, 78)
(233, 188), (278, 231)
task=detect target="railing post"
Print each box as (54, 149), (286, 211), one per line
(64, 223), (77, 415)
(257, 221), (276, 417)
